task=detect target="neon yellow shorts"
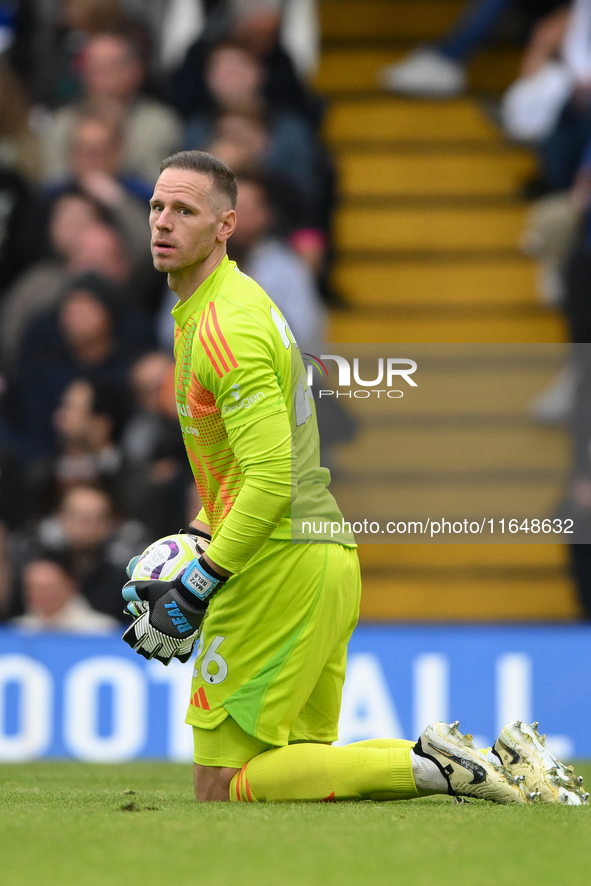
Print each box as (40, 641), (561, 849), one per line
(193, 716), (272, 767)
(187, 540), (361, 760)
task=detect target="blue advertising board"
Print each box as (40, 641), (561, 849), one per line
(0, 624), (590, 761)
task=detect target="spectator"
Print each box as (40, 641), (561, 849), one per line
(0, 61), (45, 289)
(0, 193), (135, 374)
(11, 550), (118, 633)
(19, 482), (148, 622)
(121, 351), (194, 538)
(500, 1), (591, 191)
(0, 163), (41, 292)
(48, 378), (128, 490)
(228, 172), (326, 350)
(43, 29), (182, 184)
(187, 44), (335, 282)
(206, 127), (323, 270)
(0, 60), (41, 182)
(229, 0), (320, 80)
(33, 0), (151, 109)
(14, 277), (152, 463)
(186, 42), (321, 214)
(168, 2), (322, 128)
(380, 0), (563, 98)
(43, 110), (154, 271)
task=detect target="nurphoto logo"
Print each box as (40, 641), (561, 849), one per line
(303, 353), (418, 399)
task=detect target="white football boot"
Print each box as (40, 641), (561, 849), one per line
(416, 721), (534, 804)
(378, 48), (466, 98)
(493, 721), (589, 806)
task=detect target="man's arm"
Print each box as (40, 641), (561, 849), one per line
(198, 410), (294, 577)
(188, 516), (233, 578)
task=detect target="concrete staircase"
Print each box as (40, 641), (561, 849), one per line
(314, 0), (579, 621)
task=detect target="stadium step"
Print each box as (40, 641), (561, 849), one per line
(317, 0), (575, 620)
(323, 353), (568, 417)
(320, 1), (464, 42)
(332, 258), (540, 308)
(330, 477), (566, 524)
(325, 98), (499, 143)
(359, 572), (578, 621)
(357, 543), (567, 568)
(316, 48), (522, 95)
(327, 310), (566, 343)
(356, 543), (579, 621)
(334, 425), (568, 474)
(335, 203), (528, 252)
(336, 148), (536, 199)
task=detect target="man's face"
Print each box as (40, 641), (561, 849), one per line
(206, 46), (263, 109)
(23, 561), (77, 619)
(149, 168), (230, 274)
(232, 180), (271, 248)
(49, 194), (100, 257)
(59, 487), (114, 550)
(82, 35), (143, 101)
(53, 379), (94, 445)
(70, 119), (121, 176)
(59, 290), (112, 351)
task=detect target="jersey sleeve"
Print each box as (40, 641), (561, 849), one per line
(194, 297), (287, 430)
(206, 410), (294, 573)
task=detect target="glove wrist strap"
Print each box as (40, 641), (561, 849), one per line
(180, 555), (227, 601)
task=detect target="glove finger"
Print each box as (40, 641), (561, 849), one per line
(147, 642), (165, 661)
(122, 612), (158, 655)
(175, 647), (194, 664)
(122, 617), (147, 650)
(134, 644), (156, 662)
(134, 640), (165, 661)
(125, 601), (148, 618)
(126, 555), (141, 578)
(174, 636), (197, 663)
(154, 648), (175, 666)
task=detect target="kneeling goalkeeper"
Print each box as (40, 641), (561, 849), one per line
(122, 150), (587, 807)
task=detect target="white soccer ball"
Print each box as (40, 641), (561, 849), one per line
(129, 533), (201, 584)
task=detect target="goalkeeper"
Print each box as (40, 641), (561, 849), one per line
(122, 150), (587, 807)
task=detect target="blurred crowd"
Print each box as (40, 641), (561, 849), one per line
(0, 0), (332, 631)
(4, 0), (591, 630)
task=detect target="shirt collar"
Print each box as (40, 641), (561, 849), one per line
(171, 255), (233, 329)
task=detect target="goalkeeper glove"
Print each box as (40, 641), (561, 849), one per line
(123, 527), (211, 619)
(122, 556), (227, 665)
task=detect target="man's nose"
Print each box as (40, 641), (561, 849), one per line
(155, 209), (173, 229)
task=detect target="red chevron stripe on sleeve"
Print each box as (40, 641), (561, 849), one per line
(198, 308), (222, 377)
(198, 303), (238, 377)
(209, 302), (238, 369)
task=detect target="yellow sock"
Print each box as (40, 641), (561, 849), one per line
(230, 742), (418, 802)
(348, 739), (416, 750)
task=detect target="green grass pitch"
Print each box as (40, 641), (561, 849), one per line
(1, 762), (591, 886)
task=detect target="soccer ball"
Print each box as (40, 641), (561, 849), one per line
(128, 533), (201, 584)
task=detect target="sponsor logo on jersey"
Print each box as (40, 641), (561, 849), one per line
(177, 402), (194, 418)
(222, 391), (265, 415)
(189, 687), (210, 709)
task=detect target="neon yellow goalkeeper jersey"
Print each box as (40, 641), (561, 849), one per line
(171, 255), (354, 567)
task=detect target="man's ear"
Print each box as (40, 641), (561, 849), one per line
(218, 209), (236, 242)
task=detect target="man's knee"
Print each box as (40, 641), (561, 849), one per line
(193, 763), (239, 801)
